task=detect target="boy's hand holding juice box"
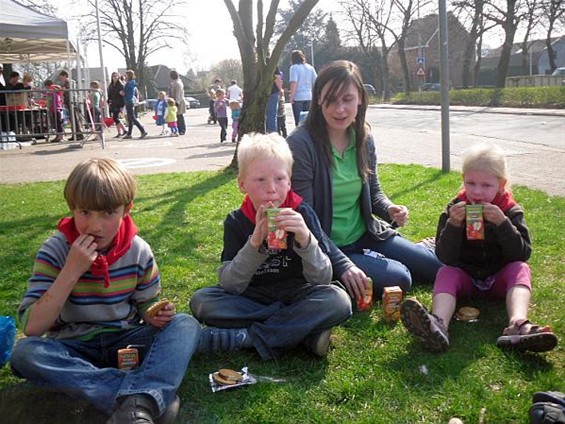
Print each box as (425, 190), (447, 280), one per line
(465, 204), (484, 240)
(266, 208), (287, 250)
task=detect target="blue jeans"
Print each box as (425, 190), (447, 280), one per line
(341, 232), (442, 297)
(291, 100), (311, 126)
(10, 314), (200, 417)
(189, 283), (352, 360)
(265, 92), (279, 133)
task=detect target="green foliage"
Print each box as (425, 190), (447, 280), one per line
(0, 166), (563, 423)
(392, 86), (565, 109)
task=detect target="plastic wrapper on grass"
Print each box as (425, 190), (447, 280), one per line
(209, 366), (288, 392)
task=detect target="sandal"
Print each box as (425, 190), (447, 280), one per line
(496, 319), (558, 353)
(400, 298), (449, 353)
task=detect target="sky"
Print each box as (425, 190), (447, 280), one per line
(57, 0), (341, 74)
(54, 0), (511, 74)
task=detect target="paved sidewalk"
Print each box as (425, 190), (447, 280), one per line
(1, 105), (563, 196)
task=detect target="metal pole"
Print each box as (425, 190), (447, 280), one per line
(438, 0), (450, 172)
(95, 0), (109, 116)
(311, 38), (315, 67)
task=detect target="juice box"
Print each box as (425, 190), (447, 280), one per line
(266, 208), (287, 250)
(465, 204), (484, 240)
(382, 286), (403, 322)
(117, 347), (139, 370)
(357, 278), (373, 311)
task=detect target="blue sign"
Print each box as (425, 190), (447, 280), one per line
(417, 57), (425, 66)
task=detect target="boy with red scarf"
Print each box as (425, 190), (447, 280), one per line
(10, 158), (200, 424)
(190, 133), (351, 359)
(400, 144), (557, 354)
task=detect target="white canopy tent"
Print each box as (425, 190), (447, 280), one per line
(0, 0), (80, 63)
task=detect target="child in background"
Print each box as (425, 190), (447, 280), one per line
(277, 91), (287, 138)
(10, 158), (200, 423)
(190, 133), (351, 359)
(214, 88), (229, 143)
(88, 80), (103, 138)
(165, 98), (179, 137)
(400, 143), (558, 354)
(154, 91), (168, 135)
(43, 79), (64, 142)
(229, 99), (241, 143)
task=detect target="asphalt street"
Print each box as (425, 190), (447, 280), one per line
(1, 104), (563, 196)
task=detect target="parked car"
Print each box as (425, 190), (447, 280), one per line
(185, 96), (201, 108)
(422, 83), (441, 91)
(363, 84), (376, 96)
(551, 67), (565, 76)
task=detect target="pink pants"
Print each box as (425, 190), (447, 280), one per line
(433, 262), (531, 299)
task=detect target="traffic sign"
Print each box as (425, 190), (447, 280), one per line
(416, 67), (426, 76)
(417, 57), (425, 66)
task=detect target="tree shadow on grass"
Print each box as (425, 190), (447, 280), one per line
(0, 383), (105, 423)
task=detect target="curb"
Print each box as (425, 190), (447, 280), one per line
(371, 103), (565, 117)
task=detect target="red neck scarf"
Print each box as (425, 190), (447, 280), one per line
(57, 215), (138, 288)
(241, 190), (303, 224)
(457, 188), (517, 212)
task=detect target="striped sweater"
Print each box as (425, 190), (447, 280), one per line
(18, 232), (161, 340)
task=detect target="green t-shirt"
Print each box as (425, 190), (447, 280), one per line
(331, 131), (365, 246)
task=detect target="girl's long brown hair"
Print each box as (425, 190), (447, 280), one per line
(304, 60), (372, 181)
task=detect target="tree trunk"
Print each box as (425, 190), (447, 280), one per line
(224, 0), (320, 168)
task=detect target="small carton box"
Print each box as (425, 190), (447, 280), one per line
(383, 286), (403, 322)
(465, 204), (484, 240)
(117, 347), (139, 370)
(266, 208), (287, 250)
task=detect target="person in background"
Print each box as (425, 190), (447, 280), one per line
(121, 70), (148, 140)
(266, 67), (283, 133)
(107, 71), (126, 138)
(400, 144), (558, 354)
(168, 70), (186, 135)
(9, 158), (200, 424)
(214, 88), (229, 143)
(88, 80), (103, 139)
(230, 98), (241, 143)
(43, 79), (64, 142)
(287, 60), (442, 307)
(227, 79), (243, 102)
(277, 90), (287, 138)
(207, 78), (222, 125)
(189, 133), (352, 359)
(58, 70), (84, 141)
(165, 98), (179, 137)
(288, 50), (317, 126)
(154, 91), (168, 136)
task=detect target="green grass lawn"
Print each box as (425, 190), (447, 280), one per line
(0, 165), (563, 423)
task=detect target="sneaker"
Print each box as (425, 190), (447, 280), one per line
(140, 131), (148, 139)
(400, 298), (449, 353)
(115, 133), (123, 138)
(304, 329), (332, 357)
(122, 134), (132, 139)
(107, 394), (157, 424)
(197, 327), (252, 354)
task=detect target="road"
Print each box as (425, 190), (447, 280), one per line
(368, 105), (564, 196)
(1, 105), (563, 196)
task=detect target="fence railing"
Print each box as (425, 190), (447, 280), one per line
(0, 87), (105, 149)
